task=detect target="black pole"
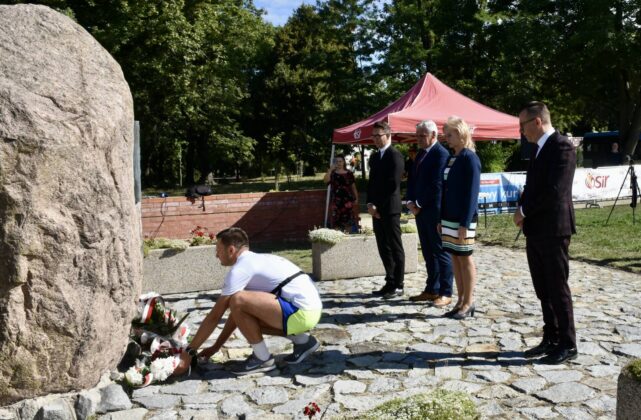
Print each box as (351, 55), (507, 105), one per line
(605, 165), (631, 226)
(630, 166), (639, 225)
(484, 197), (487, 228)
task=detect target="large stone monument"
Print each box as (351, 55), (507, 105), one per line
(0, 5), (141, 404)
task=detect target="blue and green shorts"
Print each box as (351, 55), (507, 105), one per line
(277, 297), (321, 336)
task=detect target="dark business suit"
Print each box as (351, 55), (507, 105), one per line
(367, 145), (405, 289)
(520, 131), (577, 349)
(406, 143), (453, 296)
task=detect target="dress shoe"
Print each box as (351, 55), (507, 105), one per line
(523, 338), (558, 358)
(451, 304), (475, 320)
(382, 288), (404, 299)
(442, 306), (461, 318)
(432, 296), (452, 307)
(373, 285), (394, 296)
(539, 347), (578, 365)
(409, 291), (439, 302)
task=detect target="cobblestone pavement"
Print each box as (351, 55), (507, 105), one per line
(119, 245), (640, 419)
(107, 246), (641, 419)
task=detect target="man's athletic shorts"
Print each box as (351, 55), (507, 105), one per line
(277, 297), (321, 335)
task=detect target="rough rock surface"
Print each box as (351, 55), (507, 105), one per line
(0, 4), (140, 404)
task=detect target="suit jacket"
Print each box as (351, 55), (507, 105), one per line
(441, 148), (481, 228)
(406, 142), (450, 221)
(520, 131), (577, 238)
(366, 145), (404, 215)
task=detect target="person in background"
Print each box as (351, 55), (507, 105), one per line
(324, 154), (359, 232)
(403, 144), (418, 180)
(406, 121), (453, 308)
(514, 101), (577, 365)
(609, 142), (624, 166)
(440, 116), (481, 320)
(367, 121), (406, 299)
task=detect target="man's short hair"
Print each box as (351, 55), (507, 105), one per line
(373, 120), (391, 135)
(520, 101), (551, 125)
(416, 120), (438, 136)
(216, 227), (249, 248)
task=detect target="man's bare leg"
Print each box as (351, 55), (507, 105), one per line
(229, 290), (284, 344)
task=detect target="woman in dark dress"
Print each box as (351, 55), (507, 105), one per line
(323, 155), (359, 232)
(440, 116), (481, 320)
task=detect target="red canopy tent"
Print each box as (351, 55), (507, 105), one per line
(332, 73), (520, 144)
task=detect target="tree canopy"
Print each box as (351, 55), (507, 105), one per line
(4, 0), (640, 186)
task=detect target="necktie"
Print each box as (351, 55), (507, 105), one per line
(530, 144), (539, 160)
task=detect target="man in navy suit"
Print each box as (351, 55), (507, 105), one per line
(513, 101), (577, 364)
(406, 121), (453, 307)
(367, 121), (405, 299)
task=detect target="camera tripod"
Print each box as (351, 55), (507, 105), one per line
(605, 161), (640, 225)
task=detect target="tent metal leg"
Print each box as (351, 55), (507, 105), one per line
(324, 144), (335, 227)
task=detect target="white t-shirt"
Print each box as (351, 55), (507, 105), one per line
(221, 251), (322, 310)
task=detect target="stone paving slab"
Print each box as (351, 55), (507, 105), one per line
(26, 243), (640, 419)
(122, 243), (641, 419)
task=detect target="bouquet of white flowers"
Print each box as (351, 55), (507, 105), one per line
(120, 292), (190, 388)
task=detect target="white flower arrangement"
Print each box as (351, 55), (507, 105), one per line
(309, 224), (415, 246)
(122, 292), (189, 388)
(124, 366), (143, 386)
(149, 356), (177, 382)
(308, 228), (347, 245)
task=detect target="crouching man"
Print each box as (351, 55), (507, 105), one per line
(178, 227), (322, 375)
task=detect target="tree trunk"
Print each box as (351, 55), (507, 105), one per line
(623, 94), (641, 157)
(185, 134), (196, 186)
(196, 132), (212, 184)
(415, 0), (432, 70)
(274, 163), (281, 191)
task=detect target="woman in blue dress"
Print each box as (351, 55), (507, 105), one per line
(440, 117), (481, 320)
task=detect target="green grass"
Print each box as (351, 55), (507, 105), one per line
(476, 204), (641, 274)
(144, 173), (640, 275)
(345, 389), (479, 420)
(627, 359), (641, 381)
(143, 175), (328, 197)
(253, 242), (313, 273)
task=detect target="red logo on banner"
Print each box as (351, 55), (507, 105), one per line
(585, 173), (610, 189)
(481, 179), (500, 185)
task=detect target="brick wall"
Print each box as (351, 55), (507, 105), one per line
(141, 190), (327, 243)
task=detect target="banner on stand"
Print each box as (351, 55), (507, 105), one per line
(475, 165), (640, 213)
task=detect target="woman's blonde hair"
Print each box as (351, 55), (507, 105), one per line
(444, 116), (475, 152)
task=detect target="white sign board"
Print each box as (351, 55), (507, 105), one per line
(572, 165), (640, 201)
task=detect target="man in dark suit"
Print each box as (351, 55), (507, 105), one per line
(406, 121), (453, 307)
(367, 121), (405, 299)
(513, 101), (577, 364)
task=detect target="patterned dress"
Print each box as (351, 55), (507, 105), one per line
(441, 154), (479, 256)
(329, 171), (357, 231)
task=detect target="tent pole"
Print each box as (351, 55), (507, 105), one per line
(324, 144), (335, 227)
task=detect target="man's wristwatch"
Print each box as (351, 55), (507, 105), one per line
(186, 347), (199, 368)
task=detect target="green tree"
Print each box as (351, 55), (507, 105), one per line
(4, 0), (273, 185)
(247, 1), (373, 186)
